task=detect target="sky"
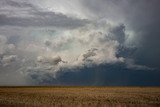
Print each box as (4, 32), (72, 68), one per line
(0, 0), (160, 86)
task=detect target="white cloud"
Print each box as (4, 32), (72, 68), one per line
(15, 20), (125, 76)
(0, 35), (18, 66)
(1, 55), (17, 66)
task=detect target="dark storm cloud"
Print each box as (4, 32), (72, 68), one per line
(29, 64), (160, 86)
(124, 0), (160, 68)
(0, 0), (89, 28)
(81, 0), (160, 68)
(3, 0), (34, 8)
(0, 0), (160, 85)
(0, 12), (88, 28)
(110, 24), (125, 44)
(0, 0), (37, 15)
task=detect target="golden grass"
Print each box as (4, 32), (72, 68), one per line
(0, 87), (160, 107)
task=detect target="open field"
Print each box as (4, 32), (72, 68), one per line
(0, 87), (160, 107)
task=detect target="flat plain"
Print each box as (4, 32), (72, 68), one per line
(0, 87), (160, 107)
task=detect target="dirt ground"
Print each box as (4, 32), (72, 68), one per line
(0, 87), (160, 107)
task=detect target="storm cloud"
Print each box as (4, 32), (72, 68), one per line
(0, 0), (159, 85)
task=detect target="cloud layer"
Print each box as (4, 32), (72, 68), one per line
(0, 0), (159, 85)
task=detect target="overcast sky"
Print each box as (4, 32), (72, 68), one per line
(0, 0), (160, 86)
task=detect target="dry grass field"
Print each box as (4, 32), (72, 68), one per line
(0, 87), (160, 107)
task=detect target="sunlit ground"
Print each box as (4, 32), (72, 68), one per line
(0, 87), (160, 107)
